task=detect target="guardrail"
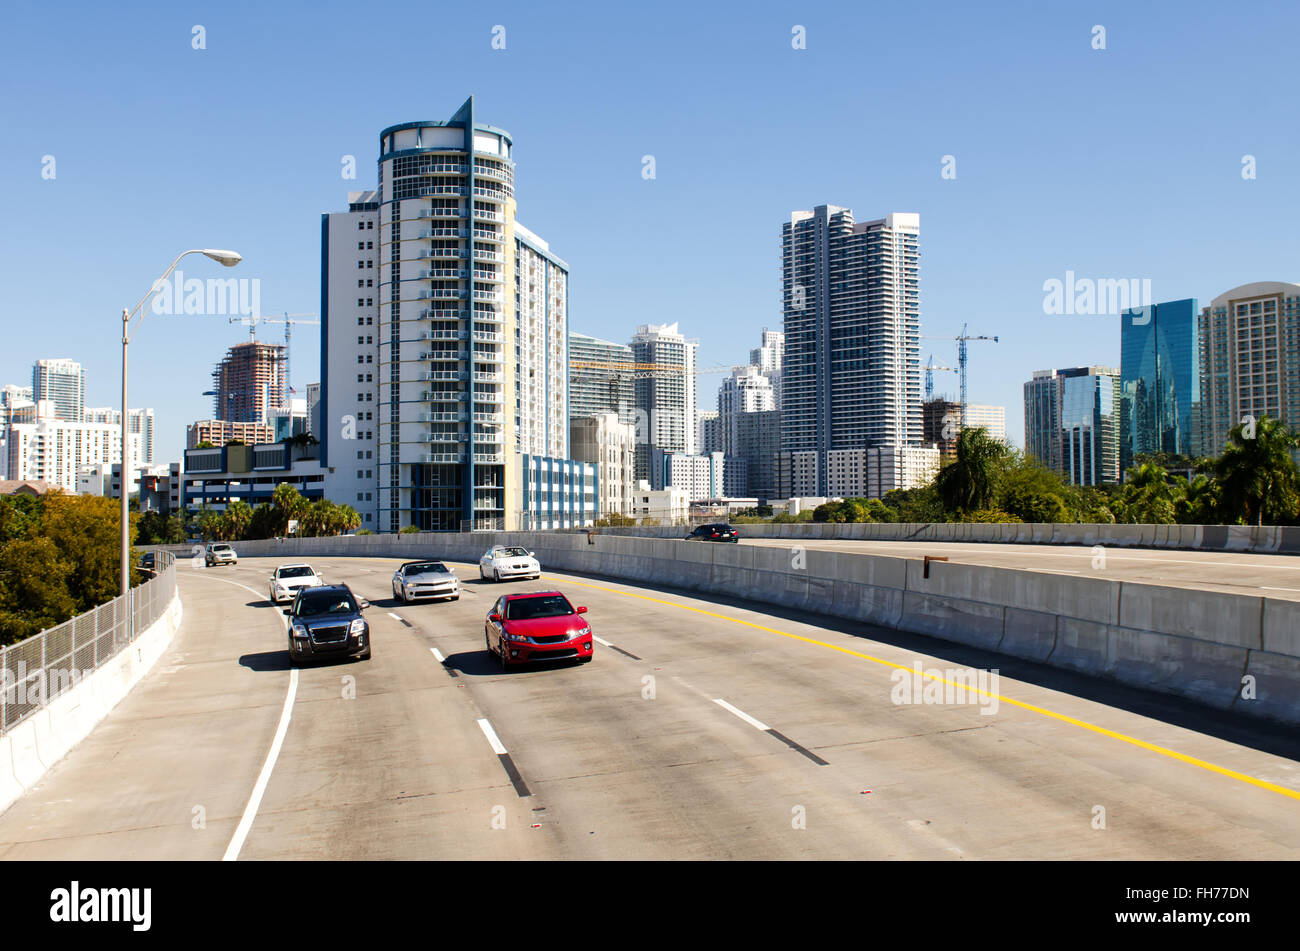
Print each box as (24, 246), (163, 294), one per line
(0, 551), (176, 735)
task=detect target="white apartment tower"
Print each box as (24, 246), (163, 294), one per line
(631, 322), (698, 480)
(32, 359), (85, 422)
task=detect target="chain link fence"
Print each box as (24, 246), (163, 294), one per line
(0, 551), (176, 735)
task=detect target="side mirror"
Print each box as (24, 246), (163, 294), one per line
(359, 598), (370, 610)
(489, 613), (502, 623)
(576, 606), (588, 614)
(282, 608), (292, 616)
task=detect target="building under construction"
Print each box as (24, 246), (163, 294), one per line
(212, 342), (286, 423)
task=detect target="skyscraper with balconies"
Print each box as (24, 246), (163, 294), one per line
(780, 206), (921, 496)
(631, 322), (698, 481)
(32, 359), (85, 422)
(322, 98), (593, 532)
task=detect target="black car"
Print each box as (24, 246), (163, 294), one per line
(685, 523), (740, 543)
(283, 584), (371, 663)
(138, 551), (157, 571)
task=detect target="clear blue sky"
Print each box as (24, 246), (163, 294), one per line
(3, 0), (1298, 463)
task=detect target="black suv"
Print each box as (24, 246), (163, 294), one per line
(284, 584), (371, 664)
(685, 523), (740, 543)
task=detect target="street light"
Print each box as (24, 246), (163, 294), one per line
(120, 249), (242, 598)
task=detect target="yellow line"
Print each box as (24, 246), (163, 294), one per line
(551, 575), (1300, 804)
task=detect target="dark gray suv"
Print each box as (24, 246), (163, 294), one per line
(283, 584), (371, 664)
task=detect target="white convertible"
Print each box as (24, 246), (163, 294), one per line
(392, 560), (460, 602)
(479, 545), (541, 582)
(269, 563), (325, 604)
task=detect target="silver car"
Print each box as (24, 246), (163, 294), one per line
(205, 542), (238, 567)
(479, 545), (541, 582)
(392, 560), (460, 602)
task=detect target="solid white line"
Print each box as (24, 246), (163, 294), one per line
(712, 698), (770, 732)
(477, 718), (508, 755)
(197, 572), (300, 863)
(430, 647), (446, 663)
(223, 667), (298, 861)
(388, 612), (403, 621)
(592, 635), (613, 647)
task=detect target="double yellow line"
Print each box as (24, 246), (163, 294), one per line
(555, 576), (1300, 804)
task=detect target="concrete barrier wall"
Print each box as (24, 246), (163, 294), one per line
(223, 532), (1298, 726)
(566, 520), (1300, 554)
(0, 592), (184, 816)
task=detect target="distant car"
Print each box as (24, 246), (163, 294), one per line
(205, 542), (238, 566)
(484, 591), (593, 669)
(284, 584), (371, 664)
(685, 523), (739, 543)
(479, 545), (541, 582)
(138, 551), (157, 571)
(269, 563), (325, 604)
(392, 560), (459, 602)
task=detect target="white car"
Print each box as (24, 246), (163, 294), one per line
(479, 545), (541, 582)
(269, 563), (324, 603)
(392, 560), (460, 602)
(205, 543), (238, 567)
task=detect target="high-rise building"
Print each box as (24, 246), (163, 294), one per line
(750, 328), (785, 406)
(0, 385), (34, 480)
(631, 322), (698, 480)
(568, 332), (635, 424)
(1024, 366), (1120, 485)
(736, 409), (780, 500)
(649, 448), (725, 501)
(84, 407), (155, 466)
(320, 189), (381, 529)
(321, 100), (594, 532)
(781, 206), (921, 495)
(212, 341), (287, 423)
(697, 410), (722, 453)
(570, 412), (636, 517)
(1119, 298), (1202, 472)
(32, 359), (85, 421)
(718, 365), (775, 457)
(186, 419), (276, 450)
(7, 404), (122, 494)
(1197, 282), (1300, 460)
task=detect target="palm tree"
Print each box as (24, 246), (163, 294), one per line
(271, 483), (308, 536)
(1215, 415), (1300, 525)
(224, 499), (253, 541)
(1119, 462), (1178, 523)
(935, 428), (1007, 513)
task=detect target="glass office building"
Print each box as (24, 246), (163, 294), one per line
(1119, 298), (1201, 472)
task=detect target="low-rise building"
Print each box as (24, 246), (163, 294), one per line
(629, 480), (690, 524)
(570, 413), (637, 518)
(186, 419), (276, 449)
(182, 442), (325, 516)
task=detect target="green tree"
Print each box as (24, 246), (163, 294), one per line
(1117, 462), (1179, 524)
(996, 458), (1071, 523)
(0, 537), (78, 643)
(40, 494), (124, 612)
(935, 428), (1009, 514)
(1214, 415), (1300, 525)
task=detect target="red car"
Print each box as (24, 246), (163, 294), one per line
(484, 591), (594, 670)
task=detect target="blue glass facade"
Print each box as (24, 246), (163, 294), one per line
(1120, 298), (1201, 471)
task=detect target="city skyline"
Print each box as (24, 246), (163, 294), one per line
(7, 3), (1300, 465)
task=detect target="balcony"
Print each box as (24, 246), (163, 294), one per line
(418, 185), (466, 198)
(417, 162), (466, 175)
(418, 370), (468, 382)
(473, 164), (511, 183)
(472, 208), (504, 224)
(419, 268), (466, 280)
(417, 227), (468, 240)
(415, 207), (465, 219)
(473, 289), (502, 302)
(417, 289), (465, 301)
(473, 309), (504, 324)
(419, 248), (465, 261)
(474, 453), (504, 464)
(472, 248), (503, 263)
(422, 453), (465, 464)
(473, 269), (503, 284)
(425, 433), (462, 444)
(472, 349), (504, 364)
(472, 186), (507, 202)
(473, 371), (503, 384)
(418, 329), (468, 342)
(419, 307), (467, 320)
(473, 411), (504, 424)
(473, 228), (504, 243)
(420, 350), (469, 363)
(472, 329), (503, 343)
(419, 411), (466, 423)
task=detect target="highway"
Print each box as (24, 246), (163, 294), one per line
(0, 553), (1297, 860)
(743, 537), (1300, 600)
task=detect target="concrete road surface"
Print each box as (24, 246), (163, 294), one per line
(1, 554), (1296, 860)
(743, 537), (1300, 601)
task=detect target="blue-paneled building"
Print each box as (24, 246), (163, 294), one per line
(1119, 298), (1202, 472)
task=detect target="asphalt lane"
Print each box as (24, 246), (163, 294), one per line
(0, 552), (1296, 860)
(742, 537), (1300, 600)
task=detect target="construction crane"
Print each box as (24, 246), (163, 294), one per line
(922, 354), (956, 401)
(228, 311), (320, 400)
(568, 359), (737, 382)
(920, 323), (999, 428)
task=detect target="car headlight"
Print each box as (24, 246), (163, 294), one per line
(349, 618), (367, 636)
(291, 623), (308, 639)
(573, 625), (591, 637)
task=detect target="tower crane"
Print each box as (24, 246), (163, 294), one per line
(920, 323), (999, 428)
(922, 354), (956, 401)
(228, 311), (320, 399)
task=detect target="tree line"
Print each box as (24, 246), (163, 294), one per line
(811, 416), (1300, 526)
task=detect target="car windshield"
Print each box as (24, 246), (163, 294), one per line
(498, 547), (530, 558)
(279, 566), (315, 579)
(505, 595), (573, 620)
(405, 563), (447, 574)
(295, 591), (358, 617)
(211, 544), (231, 551)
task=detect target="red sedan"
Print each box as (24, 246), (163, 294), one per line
(484, 591), (594, 670)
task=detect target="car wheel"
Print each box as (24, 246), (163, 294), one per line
(358, 645), (371, 661)
(499, 640), (510, 672)
(485, 629), (493, 656)
(287, 638), (298, 666)
(493, 568), (500, 583)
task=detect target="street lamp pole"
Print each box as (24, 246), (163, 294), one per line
(120, 248), (242, 599)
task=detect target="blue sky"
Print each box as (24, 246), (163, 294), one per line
(3, 0), (1298, 463)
